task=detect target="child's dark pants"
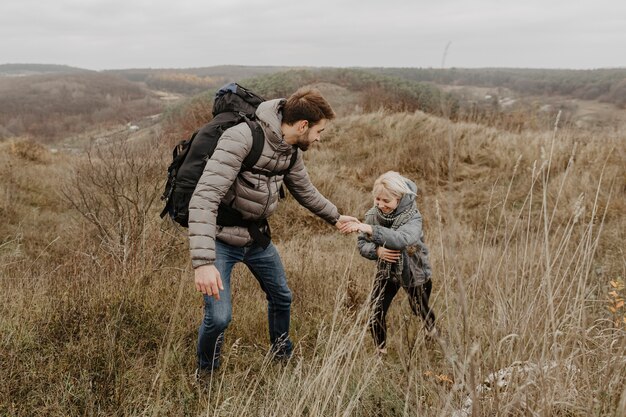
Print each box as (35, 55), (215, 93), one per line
(369, 278), (435, 348)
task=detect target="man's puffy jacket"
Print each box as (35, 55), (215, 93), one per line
(188, 99), (340, 268)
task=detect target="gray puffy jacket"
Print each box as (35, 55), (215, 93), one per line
(188, 99), (340, 268)
(357, 178), (432, 286)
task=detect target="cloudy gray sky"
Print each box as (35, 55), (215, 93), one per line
(1, 0), (624, 70)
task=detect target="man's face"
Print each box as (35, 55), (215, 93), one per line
(295, 119), (328, 151)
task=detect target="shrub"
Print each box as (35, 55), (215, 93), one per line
(9, 138), (51, 163)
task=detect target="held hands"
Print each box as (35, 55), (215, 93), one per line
(334, 214), (399, 263)
(346, 222), (372, 235)
(335, 214), (373, 235)
(194, 264), (224, 300)
(335, 214), (360, 234)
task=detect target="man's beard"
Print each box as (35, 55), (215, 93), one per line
(295, 135), (311, 151)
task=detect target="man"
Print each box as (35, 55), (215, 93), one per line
(188, 87), (356, 372)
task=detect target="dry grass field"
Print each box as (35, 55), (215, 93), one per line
(1, 103), (624, 416)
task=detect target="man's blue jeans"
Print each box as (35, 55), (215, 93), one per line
(197, 240), (293, 370)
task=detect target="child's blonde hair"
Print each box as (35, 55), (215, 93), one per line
(372, 171), (415, 200)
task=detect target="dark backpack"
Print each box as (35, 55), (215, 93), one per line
(160, 83), (297, 230)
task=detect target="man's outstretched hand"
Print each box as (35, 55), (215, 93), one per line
(335, 214), (360, 234)
(194, 264), (224, 300)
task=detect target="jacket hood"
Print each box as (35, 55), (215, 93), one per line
(396, 177), (418, 213)
(255, 99), (292, 152)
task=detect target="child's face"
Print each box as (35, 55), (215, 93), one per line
(374, 189), (400, 214)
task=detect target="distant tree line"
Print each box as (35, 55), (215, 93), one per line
(159, 69), (463, 146)
(243, 68), (460, 117)
(366, 68), (626, 108)
(107, 66), (290, 95)
(144, 73), (227, 95)
(107, 66), (626, 109)
(0, 63), (91, 76)
(161, 68), (566, 142)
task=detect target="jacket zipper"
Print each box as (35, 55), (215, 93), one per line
(260, 176), (271, 218)
(259, 152), (286, 218)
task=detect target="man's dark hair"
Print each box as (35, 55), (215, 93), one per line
(282, 87), (336, 126)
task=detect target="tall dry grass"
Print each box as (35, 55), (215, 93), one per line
(0, 109), (624, 416)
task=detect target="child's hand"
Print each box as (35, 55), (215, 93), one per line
(336, 220), (358, 234)
(377, 247), (401, 263)
(343, 222), (373, 235)
(335, 215), (360, 234)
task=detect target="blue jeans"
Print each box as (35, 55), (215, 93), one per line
(197, 240), (293, 370)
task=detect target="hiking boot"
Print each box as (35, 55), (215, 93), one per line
(425, 325), (440, 342)
(270, 348), (292, 363)
(193, 367), (214, 385)
(270, 339), (293, 363)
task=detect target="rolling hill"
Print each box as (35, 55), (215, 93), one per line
(0, 72), (163, 143)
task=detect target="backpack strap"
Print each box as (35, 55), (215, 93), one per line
(241, 119), (264, 170)
(286, 148), (298, 173)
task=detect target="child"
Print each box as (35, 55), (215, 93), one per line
(349, 171), (436, 354)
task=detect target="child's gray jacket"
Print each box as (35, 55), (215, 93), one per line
(357, 179), (432, 286)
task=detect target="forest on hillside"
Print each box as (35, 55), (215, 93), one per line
(107, 66), (292, 95)
(245, 68), (457, 115)
(1, 65), (623, 145)
(368, 67), (626, 108)
(0, 63), (91, 76)
(165, 68), (568, 136)
(0, 67), (462, 143)
(0, 73), (162, 142)
(108, 66), (626, 109)
(5, 64), (624, 107)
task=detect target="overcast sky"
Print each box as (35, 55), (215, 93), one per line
(1, 0), (624, 70)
